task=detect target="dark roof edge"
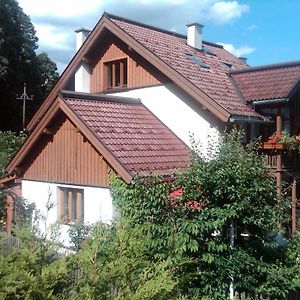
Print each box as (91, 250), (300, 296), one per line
(59, 90), (142, 104)
(104, 12), (223, 49)
(229, 60), (300, 74)
(229, 114), (269, 123)
(252, 98), (290, 105)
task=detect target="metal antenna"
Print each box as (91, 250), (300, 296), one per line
(16, 83), (33, 130)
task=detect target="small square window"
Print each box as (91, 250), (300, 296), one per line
(105, 59), (127, 89)
(59, 188), (84, 224)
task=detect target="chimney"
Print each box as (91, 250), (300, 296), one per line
(75, 28), (90, 51)
(186, 23), (204, 49)
(239, 57), (247, 64)
(74, 28), (91, 93)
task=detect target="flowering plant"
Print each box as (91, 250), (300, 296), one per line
(268, 130), (300, 151)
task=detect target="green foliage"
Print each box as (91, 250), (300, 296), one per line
(68, 222), (91, 251)
(0, 131), (26, 177)
(0, 129), (297, 299)
(0, 226), (72, 299)
(110, 129), (294, 299)
(0, 0), (59, 131)
(68, 222), (178, 300)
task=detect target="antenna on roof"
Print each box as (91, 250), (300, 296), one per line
(16, 83), (33, 131)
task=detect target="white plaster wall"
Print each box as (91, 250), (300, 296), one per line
(75, 62), (91, 92)
(115, 85), (220, 154)
(21, 180), (113, 246)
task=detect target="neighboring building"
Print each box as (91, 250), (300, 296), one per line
(1, 13), (300, 238)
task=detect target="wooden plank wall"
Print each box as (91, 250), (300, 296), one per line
(23, 115), (109, 187)
(90, 43), (160, 92)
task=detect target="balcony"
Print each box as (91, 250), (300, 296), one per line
(260, 142), (300, 170)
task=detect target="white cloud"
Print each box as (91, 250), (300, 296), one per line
(208, 1), (249, 24)
(17, 0), (251, 72)
(18, 0), (102, 18)
(218, 43), (255, 57)
(34, 24), (72, 51)
(247, 24), (258, 31)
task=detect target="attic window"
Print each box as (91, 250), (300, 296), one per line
(105, 58), (128, 89)
(202, 46), (215, 55)
(185, 52), (209, 69)
(222, 61), (233, 69)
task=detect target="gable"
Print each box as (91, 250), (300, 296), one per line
(7, 92), (190, 184)
(21, 113), (110, 187)
(91, 41), (161, 92)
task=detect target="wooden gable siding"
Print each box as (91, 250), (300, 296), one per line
(90, 42), (160, 92)
(23, 115), (109, 187)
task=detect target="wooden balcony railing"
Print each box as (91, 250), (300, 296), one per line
(260, 142), (300, 170)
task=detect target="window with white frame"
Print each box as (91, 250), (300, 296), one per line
(59, 187), (84, 223)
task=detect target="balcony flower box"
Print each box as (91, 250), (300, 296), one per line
(261, 142), (287, 150)
(262, 131), (300, 152)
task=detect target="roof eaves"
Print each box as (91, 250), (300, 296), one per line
(59, 90), (142, 105)
(6, 98), (61, 175)
(252, 97), (290, 105)
(229, 114), (269, 123)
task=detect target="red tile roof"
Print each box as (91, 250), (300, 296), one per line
(61, 91), (190, 177)
(107, 14), (263, 119)
(230, 61), (300, 102)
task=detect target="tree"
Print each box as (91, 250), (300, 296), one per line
(110, 130), (297, 299)
(0, 0), (59, 131)
(0, 131), (26, 178)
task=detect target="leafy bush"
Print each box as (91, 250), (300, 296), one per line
(110, 129), (294, 299)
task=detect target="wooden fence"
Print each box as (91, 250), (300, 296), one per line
(0, 232), (21, 255)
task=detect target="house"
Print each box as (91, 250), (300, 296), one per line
(1, 13), (300, 238)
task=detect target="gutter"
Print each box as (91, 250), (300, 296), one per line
(229, 115), (272, 123)
(252, 98), (289, 106)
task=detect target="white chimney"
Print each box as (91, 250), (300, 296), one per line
(74, 28), (91, 93)
(186, 23), (204, 49)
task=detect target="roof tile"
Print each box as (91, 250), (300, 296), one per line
(109, 15), (262, 118)
(62, 93), (190, 177)
(230, 63), (300, 102)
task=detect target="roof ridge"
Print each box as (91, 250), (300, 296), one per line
(229, 60), (300, 74)
(104, 12), (223, 49)
(60, 90), (142, 104)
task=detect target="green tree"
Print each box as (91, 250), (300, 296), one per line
(0, 131), (26, 178)
(70, 222), (178, 300)
(0, 225), (72, 299)
(110, 130), (295, 299)
(0, 0), (59, 131)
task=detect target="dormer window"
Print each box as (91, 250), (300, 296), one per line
(105, 59), (128, 89)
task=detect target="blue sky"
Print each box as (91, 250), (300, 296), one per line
(206, 0), (300, 66)
(18, 0), (300, 73)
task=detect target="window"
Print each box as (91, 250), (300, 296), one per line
(185, 52), (209, 69)
(59, 188), (84, 223)
(105, 59), (127, 89)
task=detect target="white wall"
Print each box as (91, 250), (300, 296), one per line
(75, 62), (91, 92)
(115, 85), (221, 154)
(21, 180), (113, 246)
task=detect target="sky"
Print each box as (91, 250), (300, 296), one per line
(18, 0), (300, 74)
